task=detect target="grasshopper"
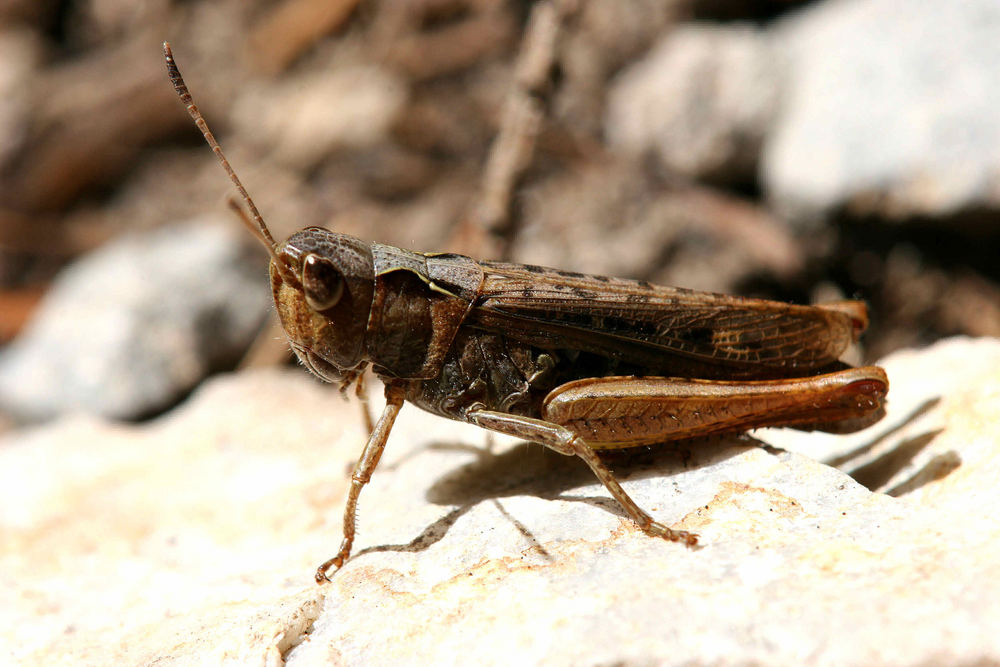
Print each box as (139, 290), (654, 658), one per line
(164, 43), (888, 583)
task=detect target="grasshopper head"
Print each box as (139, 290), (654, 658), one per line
(163, 44), (376, 386)
(270, 228), (375, 384)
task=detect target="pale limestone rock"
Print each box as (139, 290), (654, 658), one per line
(2, 337), (998, 664)
(763, 0), (1000, 221)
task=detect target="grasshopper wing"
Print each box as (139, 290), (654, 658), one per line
(469, 262), (864, 379)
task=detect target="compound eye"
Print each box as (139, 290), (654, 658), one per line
(301, 253), (345, 312)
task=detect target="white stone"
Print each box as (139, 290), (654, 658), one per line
(2, 337), (999, 664)
(763, 0), (1000, 220)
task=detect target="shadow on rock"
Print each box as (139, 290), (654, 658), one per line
(424, 434), (750, 507)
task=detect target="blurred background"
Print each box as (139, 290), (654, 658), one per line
(1, 0), (999, 426)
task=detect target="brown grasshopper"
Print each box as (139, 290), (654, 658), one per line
(164, 43), (888, 583)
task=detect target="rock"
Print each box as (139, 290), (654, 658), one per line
(1, 337), (999, 663)
(605, 24), (778, 184)
(0, 219), (270, 421)
(763, 0), (1000, 221)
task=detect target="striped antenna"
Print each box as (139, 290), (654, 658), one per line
(163, 42), (286, 269)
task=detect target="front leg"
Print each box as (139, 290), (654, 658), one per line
(466, 408), (699, 546)
(315, 382), (406, 583)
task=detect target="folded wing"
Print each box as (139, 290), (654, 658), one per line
(468, 262), (862, 379)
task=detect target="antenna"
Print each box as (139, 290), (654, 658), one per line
(163, 41), (286, 270)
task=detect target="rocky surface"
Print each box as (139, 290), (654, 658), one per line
(763, 0), (1000, 221)
(2, 336), (998, 664)
(603, 0), (1000, 223)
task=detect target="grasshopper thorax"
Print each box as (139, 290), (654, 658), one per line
(271, 228), (375, 384)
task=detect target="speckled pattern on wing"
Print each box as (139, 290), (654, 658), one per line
(472, 262), (856, 374)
